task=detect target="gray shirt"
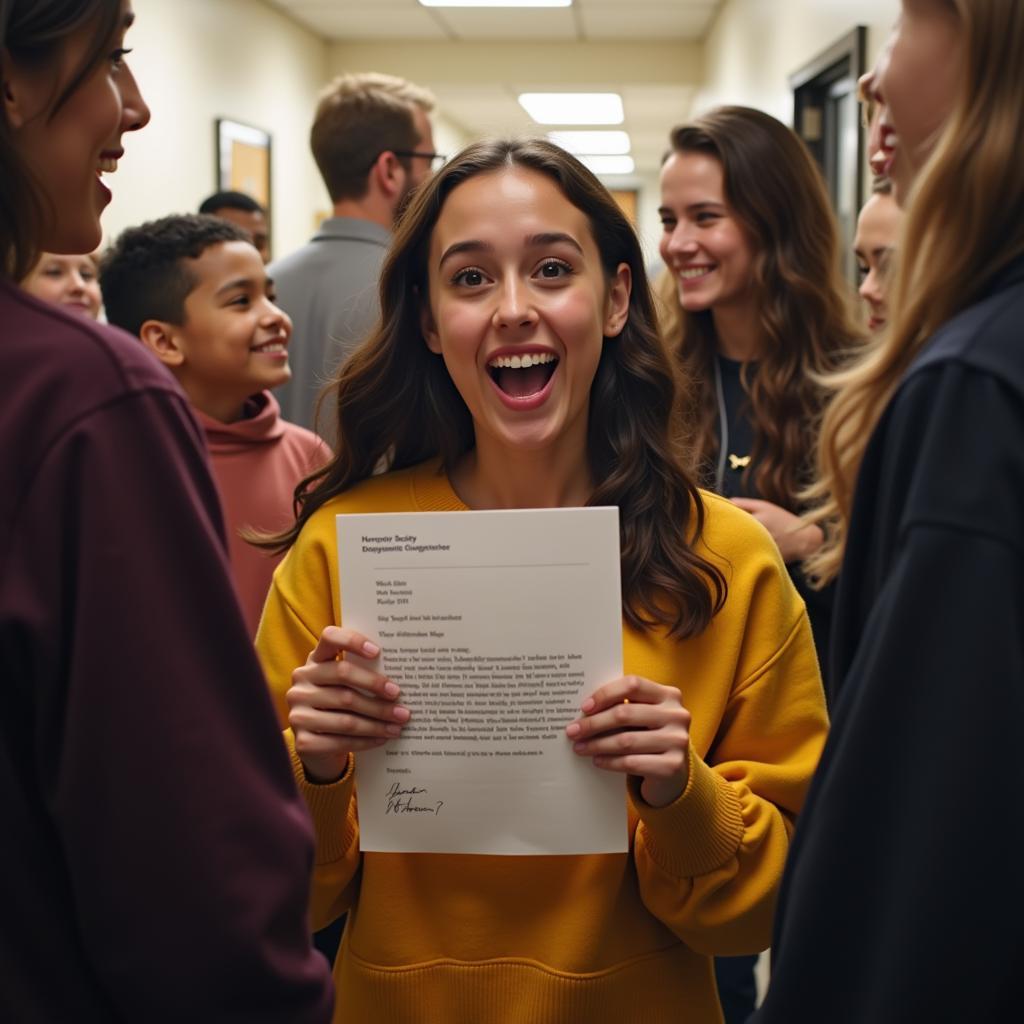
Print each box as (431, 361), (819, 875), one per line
(270, 217), (391, 437)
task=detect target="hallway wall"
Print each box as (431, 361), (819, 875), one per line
(104, 0), (330, 261)
(697, 0), (899, 121)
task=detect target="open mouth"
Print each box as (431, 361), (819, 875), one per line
(487, 351), (559, 399)
(875, 124), (898, 178)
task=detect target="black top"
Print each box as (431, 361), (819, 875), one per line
(711, 355), (756, 500)
(712, 354), (834, 679)
(0, 280), (333, 1021)
(753, 258), (1024, 1022)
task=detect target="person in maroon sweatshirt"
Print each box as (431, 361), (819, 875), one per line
(0, 2), (333, 1020)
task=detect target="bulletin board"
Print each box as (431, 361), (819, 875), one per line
(215, 118), (272, 210)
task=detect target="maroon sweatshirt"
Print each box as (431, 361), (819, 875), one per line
(0, 279), (333, 1021)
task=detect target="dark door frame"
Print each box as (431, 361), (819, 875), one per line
(790, 26), (868, 286)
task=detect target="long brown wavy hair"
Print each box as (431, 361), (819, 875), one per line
(663, 106), (861, 509)
(804, 0), (1024, 585)
(1, 0), (123, 280)
(268, 138), (726, 639)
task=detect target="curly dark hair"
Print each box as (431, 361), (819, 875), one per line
(266, 137), (727, 640)
(100, 214), (251, 337)
(199, 190), (265, 215)
(665, 106), (862, 509)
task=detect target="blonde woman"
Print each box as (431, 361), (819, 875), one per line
(21, 251), (103, 318)
(756, 1), (1024, 1020)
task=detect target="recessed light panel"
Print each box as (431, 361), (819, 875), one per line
(548, 131), (631, 156)
(577, 155), (636, 176)
(419, 1), (571, 7)
(518, 93), (624, 126)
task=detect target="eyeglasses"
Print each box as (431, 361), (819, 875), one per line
(392, 150), (447, 172)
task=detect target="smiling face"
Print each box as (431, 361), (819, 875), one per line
(22, 253), (103, 319)
(854, 191), (903, 332)
(3, 2), (150, 254)
(876, 0), (962, 199)
(658, 150), (757, 317)
(164, 241), (293, 422)
(422, 167), (629, 465)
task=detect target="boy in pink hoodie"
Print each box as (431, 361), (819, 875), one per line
(102, 215), (328, 635)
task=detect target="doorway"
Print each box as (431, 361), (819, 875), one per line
(790, 27), (867, 287)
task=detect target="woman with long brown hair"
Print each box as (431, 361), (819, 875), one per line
(657, 106), (861, 680)
(256, 137), (828, 1023)
(756, 1), (1024, 1019)
(656, 109), (859, 1021)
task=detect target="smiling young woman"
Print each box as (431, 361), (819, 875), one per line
(255, 137), (829, 1024)
(657, 107), (862, 684)
(655, 102), (862, 1024)
(0, 1), (146, 275)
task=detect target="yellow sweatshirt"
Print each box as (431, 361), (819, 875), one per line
(257, 460), (828, 1024)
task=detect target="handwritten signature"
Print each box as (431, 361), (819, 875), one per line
(385, 781), (444, 816)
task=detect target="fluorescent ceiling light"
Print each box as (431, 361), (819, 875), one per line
(518, 93), (624, 126)
(577, 154), (636, 176)
(419, 1), (571, 7)
(548, 130), (631, 156)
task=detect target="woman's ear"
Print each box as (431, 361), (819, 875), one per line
(419, 296), (443, 354)
(2, 52), (41, 130)
(139, 321), (186, 367)
(603, 262), (632, 338)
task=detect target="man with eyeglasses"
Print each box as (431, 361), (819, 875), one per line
(270, 72), (441, 436)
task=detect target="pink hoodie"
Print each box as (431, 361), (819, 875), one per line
(194, 391), (329, 635)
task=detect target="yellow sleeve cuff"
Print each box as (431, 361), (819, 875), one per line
(628, 747), (746, 878)
(286, 734), (358, 866)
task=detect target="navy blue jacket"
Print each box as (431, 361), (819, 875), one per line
(755, 258), (1024, 1022)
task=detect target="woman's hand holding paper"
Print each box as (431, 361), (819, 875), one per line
(287, 625), (411, 784)
(566, 676), (692, 808)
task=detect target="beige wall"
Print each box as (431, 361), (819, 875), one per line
(327, 40), (703, 93)
(104, 0), (330, 261)
(697, 0), (899, 122)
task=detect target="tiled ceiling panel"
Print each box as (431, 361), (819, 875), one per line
(282, 1), (449, 40)
(580, 3), (720, 41)
(432, 86), (537, 136)
(268, 0), (723, 42)
(263, 0), (722, 172)
(434, 6), (578, 41)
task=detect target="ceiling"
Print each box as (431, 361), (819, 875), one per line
(429, 81), (698, 175)
(269, 0), (723, 42)
(265, 1), (724, 176)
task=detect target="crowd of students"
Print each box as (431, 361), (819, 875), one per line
(1, 1), (1020, 1022)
